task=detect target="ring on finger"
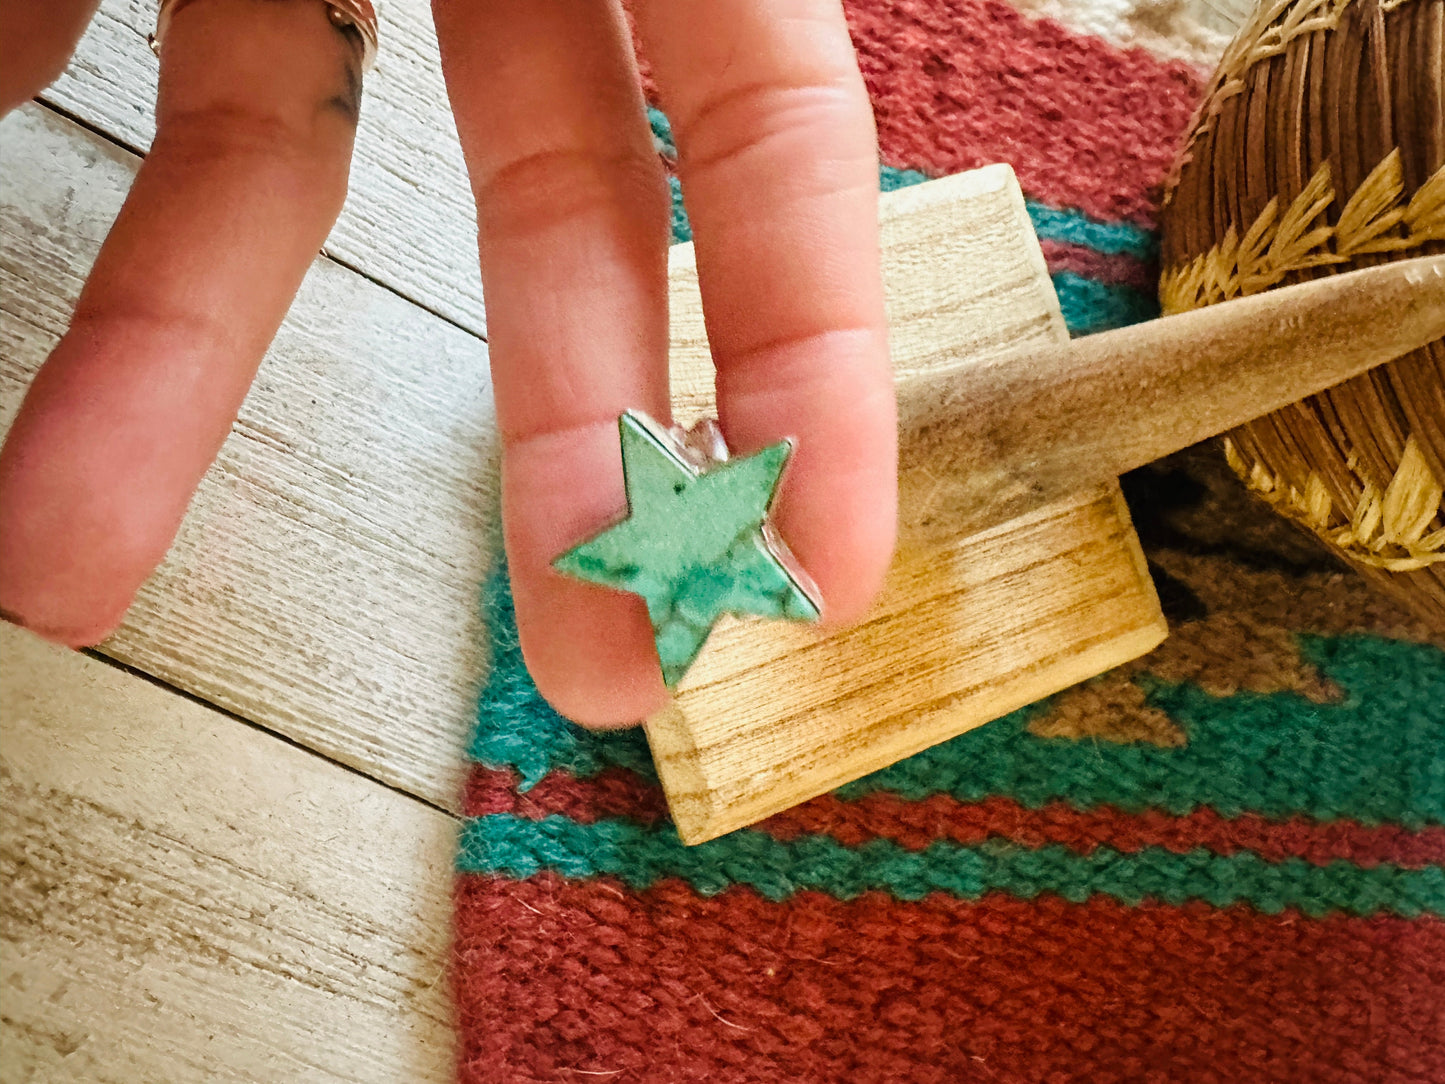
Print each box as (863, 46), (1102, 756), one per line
(150, 0), (379, 71)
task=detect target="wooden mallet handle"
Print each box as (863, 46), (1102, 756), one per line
(896, 254), (1445, 548)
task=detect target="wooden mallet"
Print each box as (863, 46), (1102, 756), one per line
(652, 165), (1445, 844)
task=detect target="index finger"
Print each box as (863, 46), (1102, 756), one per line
(0, 0), (360, 644)
(632, 0), (897, 629)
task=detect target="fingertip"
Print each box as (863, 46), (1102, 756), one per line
(809, 515), (896, 631)
(725, 346), (899, 637)
(0, 604), (126, 651)
(0, 501), (157, 654)
(514, 579), (671, 730)
(525, 670), (670, 731)
(502, 420), (674, 729)
(60, 616), (125, 649)
(0, 511), (141, 649)
(0, 0), (100, 117)
(783, 493), (896, 632)
(0, 332), (218, 662)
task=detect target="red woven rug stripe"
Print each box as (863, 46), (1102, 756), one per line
(464, 765), (1445, 868)
(1038, 238), (1156, 289)
(456, 874), (1445, 1083)
(850, 0), (1203, 222)
(636, 0), (1205, 223)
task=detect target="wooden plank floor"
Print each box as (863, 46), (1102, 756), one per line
(2, 104), (497, 811)
(2, 6), (496, 1070)
(2, 626), (456, 1082)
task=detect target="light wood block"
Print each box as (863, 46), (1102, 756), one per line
(0, 625), (456, 1082)
(653, 167), (1167, 843)
(1, 104), (496, 811)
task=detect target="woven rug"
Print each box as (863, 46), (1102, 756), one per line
(453, 2), (1445, 1079)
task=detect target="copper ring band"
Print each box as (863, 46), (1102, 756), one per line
(150, 0), (379, 71)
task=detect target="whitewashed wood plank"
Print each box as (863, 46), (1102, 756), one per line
(1, 104), (496, 809)
(44, 0), (486, 335)
(39, 0), (1235, 345)
(0, 624), (457, 1083)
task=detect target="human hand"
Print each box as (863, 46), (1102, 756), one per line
(0, 0), (897, 728)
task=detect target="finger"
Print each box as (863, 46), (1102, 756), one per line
(0, 0), (363, 645)
(633, 0), (896, 628)
(434, 0), (672, 726)
(0, 0), (100, 116)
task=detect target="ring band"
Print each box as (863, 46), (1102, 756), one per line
(150, 0), (379, 71)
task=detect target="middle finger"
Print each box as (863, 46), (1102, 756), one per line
(433, 0), (672, 725)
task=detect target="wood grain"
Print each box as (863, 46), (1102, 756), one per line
(652, 168), (1165, 844)
(0, 624), (457, 1082)
(896, 254), (1445, 546)
(43, 0), (486, 335)
(1, 104), (497, 810)
(649, 485), (1165, 843)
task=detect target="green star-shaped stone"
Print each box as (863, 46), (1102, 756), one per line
(553, 410), (821, 687)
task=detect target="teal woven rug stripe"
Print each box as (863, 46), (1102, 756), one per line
(1050, 271), (1156, 332)
(471, 578), (1445, 824)
(840, 635), (1445, 822)
(649, 109), (1156, 258)
(458, 814), (1445, 917)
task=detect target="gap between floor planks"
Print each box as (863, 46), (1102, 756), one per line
(44, 0), (487, 338)
(2, 102), (499, 811)
(86, 645), (460, 818)
(1, 623), (458, 1083)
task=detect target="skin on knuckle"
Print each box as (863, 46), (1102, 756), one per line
(157, 102), (342, 165)
(717, 325), (882, 394)
(676, 77), (871, 179)
(151, 104), (353, 219)
(159, 0), (365, 124)
(475, 145), (666, 245)
(153, 13), (362, 199)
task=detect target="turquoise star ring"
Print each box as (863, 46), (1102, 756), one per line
(552, 410), (822, 687)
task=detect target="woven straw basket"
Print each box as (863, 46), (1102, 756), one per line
(1159, 0), (1445, 626)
